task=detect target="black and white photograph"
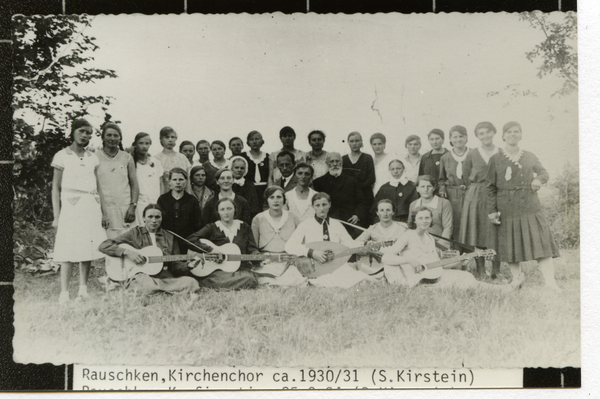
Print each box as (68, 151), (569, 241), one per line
(10, 9), (581, 388)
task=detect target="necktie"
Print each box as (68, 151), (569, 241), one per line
(281, 177), (286, 187)
(315, 216), (330, 241)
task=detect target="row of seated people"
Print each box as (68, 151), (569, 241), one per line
(98, 190), (509, 296)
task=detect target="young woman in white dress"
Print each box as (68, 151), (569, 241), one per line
(51, 119), (107, 304)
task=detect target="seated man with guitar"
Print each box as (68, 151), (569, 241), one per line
(284, 192), (376, 288)
(381, 206), (512, 289)
(187, 197), (259, 290)
(355, 199), (408, 278)
(98, 204), (200, 295)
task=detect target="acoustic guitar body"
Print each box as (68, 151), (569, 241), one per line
(398, 263), (443, 288)
(105, 244), (165, 281)
(294, 241), (352, 278)
(189, 242), (242, 277)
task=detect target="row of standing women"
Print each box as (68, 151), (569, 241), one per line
(51, 119), (561, 303)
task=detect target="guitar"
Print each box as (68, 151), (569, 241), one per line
(355, 239), (397, 275)
(189, 241), (296, 277)
(398, 248), (496, 288)
(294, 241), (379, 278)
(105, 244), (200, 281)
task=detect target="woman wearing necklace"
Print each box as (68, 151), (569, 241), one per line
(187, 197), (259, 290)
(154, 126), (190, 194)
(342, 132), (376, 214)
(203, 140), (229, 191)
(305, 130), (329, 180)
(202, 168), (252, 226)
(241, 130), (271, 200)
(157, 168), (202, 251)
(438, 125), (469, 241)
(459, 122), (501, 279)
(131, 132), (164, 222)
(370, 133), (396, 195)
(487, 122), (561, 292)
(251, 186), (306, 286)
(52, 119), (107, 303)
(188, 165), (214, 214)
(372, 159), (419, 224)
(408, 175), (453, 242)
(96, 123), (139, 239)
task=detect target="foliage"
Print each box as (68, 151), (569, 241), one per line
(520, 11), (578, 97)
(13, 252), (579, 368)
(12, 15), (117, 226)
(541, 163), (579, 249)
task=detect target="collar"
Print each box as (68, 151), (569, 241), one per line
(234, 178), (245, 186)
(450, 148), (469, 163)
(477, 146), (498, 164)
(65, 147), (92, 157)
(314, 215), (330, 225)
(264, 210), (289, 232)
(247, 151), (267, 163)
(215, 220), (242, 242)
(209, 158), (228, 170)
(389, 175), (409, 187)
(328, 170), (342, 178)
(501, 147), (524, 166)
(418, 195), (439, 209)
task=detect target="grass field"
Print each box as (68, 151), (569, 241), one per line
(13, 250), (580, 368)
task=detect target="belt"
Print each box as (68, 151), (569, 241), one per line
(63, 187), (98, 196)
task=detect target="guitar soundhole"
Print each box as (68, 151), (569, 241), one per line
(324, 250), (335, 263)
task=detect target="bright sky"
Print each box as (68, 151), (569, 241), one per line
(59, 13), (579, 175)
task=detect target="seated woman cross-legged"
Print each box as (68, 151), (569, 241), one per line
(251, 186), (307, 286)
(98, 204), (200, 295)
(187, 197), (258, 290)
(382, 206), (517, 290)
(284, 192), (374, 288)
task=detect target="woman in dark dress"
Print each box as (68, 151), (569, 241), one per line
(438, 125), (469, 241)
(188, 165), (214, 214)
(203, 140), (229, 191)
(241, 130), (271, 200)
(230, 155), (261, 217)
(187, 197), (258, 289)
(342, 131), (376, 215)
(487, 121), (561, 291)
(460, 121), (500, 278)
(202, 168), (252, 225)
(419, 128), (449, 190)
(372, 159), (418, 223)
(157, 168), (203, 250)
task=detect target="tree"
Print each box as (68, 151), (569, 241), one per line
(520, 11), (578, 97)
(12, 15), (117, 225)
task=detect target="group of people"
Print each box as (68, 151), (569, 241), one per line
(51, 119), (562, 303)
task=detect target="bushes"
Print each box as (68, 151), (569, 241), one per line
(541, 163), (579, 249)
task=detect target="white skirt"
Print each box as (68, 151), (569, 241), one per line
(53, 193), (107, 262)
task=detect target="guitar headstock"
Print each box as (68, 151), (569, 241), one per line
(473, 248), (496, 260)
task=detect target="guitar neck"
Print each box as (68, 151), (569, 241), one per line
(149, 253), (289, 263)
(424, 253), (476, 270)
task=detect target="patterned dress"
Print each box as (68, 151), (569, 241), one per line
(486, 149), (559, 263)
(97, 149), (138, 237)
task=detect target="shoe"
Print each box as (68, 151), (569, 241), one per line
(58, 291), (70, 304)
(77, 288), (90, 299)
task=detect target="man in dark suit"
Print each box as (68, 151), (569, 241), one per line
(312, 152), (367, 238)
(274, 151), (298, 193)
